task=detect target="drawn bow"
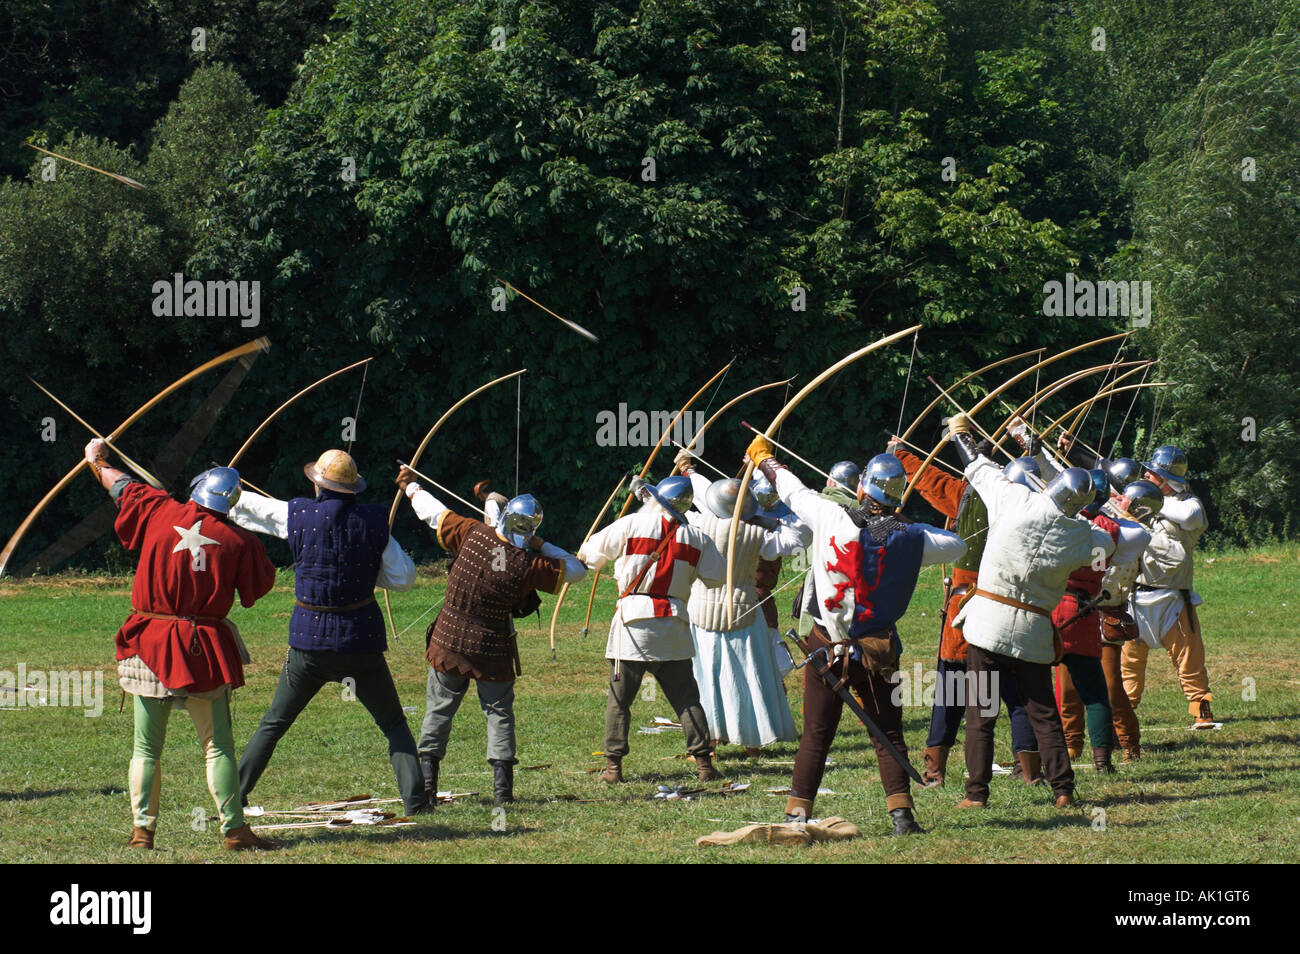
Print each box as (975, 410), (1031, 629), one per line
(0, 338), (271, 578)
(384, 369), (528, 637)
(725, 325), (922, 629)
(560, 360), (734, 643)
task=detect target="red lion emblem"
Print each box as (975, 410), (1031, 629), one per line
(823, 535), (884, 625)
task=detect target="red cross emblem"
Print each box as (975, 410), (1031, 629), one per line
(624, 517), (702, 616)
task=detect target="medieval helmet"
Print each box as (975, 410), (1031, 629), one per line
(1044, 467), (1095, 517)
(1121, 479), (1165, 524)
(303, 449), (366, 493)
(860, 454), (906, 509)
(190, 467), (242, 514)
(1002, 456), (1042, 490)
(1106, 457), (1142, 490)
(705, 478), (758, 520)
(828, 460), (861, 493)
(749, 472), (780, 510)
(1142, 444), (1189, 488)
(498, 494), (543, 547)
(1081, 467), (1109, 514)
(652, 474), (694, 517)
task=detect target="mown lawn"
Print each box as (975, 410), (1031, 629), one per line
(2, 544), (1297, 863)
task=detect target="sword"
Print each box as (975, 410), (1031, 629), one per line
(784, 628), (925, 786)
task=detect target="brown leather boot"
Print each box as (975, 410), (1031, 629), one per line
(1093, 746), (1115, 773)
(783, 795), (813, 823)
(1054, 793), (1076, 808)
(695, 754), (722, 783)
(921, 745), (949, 787)
(1123, 744), (1141, 762)
(1016, 750), (1044, 786)
(1067, 744), (1083, 760)
(127, 826), (154, 850)
(1193, 700), (1216, 726)
(956, 797), (987, 809)
(599, 756), (623, 784)
(224, 824), (279, 851)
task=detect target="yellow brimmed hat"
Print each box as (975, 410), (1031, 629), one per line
(304, 449), (367, 493)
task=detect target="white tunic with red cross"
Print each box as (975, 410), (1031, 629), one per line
(579, 504), (726, 661)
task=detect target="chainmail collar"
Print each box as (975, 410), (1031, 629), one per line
(846, 505), (905, 543)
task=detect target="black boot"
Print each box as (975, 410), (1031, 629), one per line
(890, 808), (926, 836)
(420, 755), (440, 808)
(490, 759), (514, 807)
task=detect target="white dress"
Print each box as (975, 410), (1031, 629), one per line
(684, 474), (810, 746)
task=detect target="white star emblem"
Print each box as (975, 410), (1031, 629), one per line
(172, 520), (220, 562)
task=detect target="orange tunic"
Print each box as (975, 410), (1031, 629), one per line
(895, 448), (972, 662)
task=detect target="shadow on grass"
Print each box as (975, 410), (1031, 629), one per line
(0, 787), (74, 801)
(949, 813), (1095, 831)
(1090, 782), (1269, 808)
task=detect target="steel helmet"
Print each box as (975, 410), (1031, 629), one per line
(1141, 445), (1189, 487)
(1106, 457), (1141, 490)
(498, 494), (543, 547)
(1121, 479), (1165, 524)
(860, 454), (906, 508)
(749, 473), (779, 510)
(1002, 456), (1042, 490)
(651, 475), (694, 517)
(828, 460), (861, 493)
(190, 467), (242, 514)
(1044, 467), (1095, 517)
(705, 478), (757, 520)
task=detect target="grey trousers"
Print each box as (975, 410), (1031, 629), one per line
(418, 667), (517, 763)
(604, 658), (712, 759)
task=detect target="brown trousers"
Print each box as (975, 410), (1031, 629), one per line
(790, 642), (913, 815)
(964, 645), (1074, 803)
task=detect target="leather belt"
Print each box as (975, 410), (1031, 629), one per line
(294, 596), (377, 613)
(970, 588), (1063, 663)
(972, 588), (1051, 618)
(131, 608), (225, 657)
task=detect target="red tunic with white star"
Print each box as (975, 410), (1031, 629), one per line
(113, 482), (276, 692)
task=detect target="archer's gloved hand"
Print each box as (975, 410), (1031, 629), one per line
(744, 434), (776, 468)
(673, 448), (697, 473)
(944, 414), (972, 439)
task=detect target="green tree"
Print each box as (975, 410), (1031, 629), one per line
(194, 0), (1095, 549)
(1133, 32), (1300, 541)
(148, 64), (265, 249)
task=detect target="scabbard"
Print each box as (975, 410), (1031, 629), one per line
(936, 575), (953, 653)
(786, 629), (925, 786)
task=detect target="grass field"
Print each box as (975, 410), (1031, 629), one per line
(2, 543), (1297, 864)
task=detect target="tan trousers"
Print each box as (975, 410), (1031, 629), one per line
(1101, 642), (1140, 751)
(1121, 604), (1212, 716)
